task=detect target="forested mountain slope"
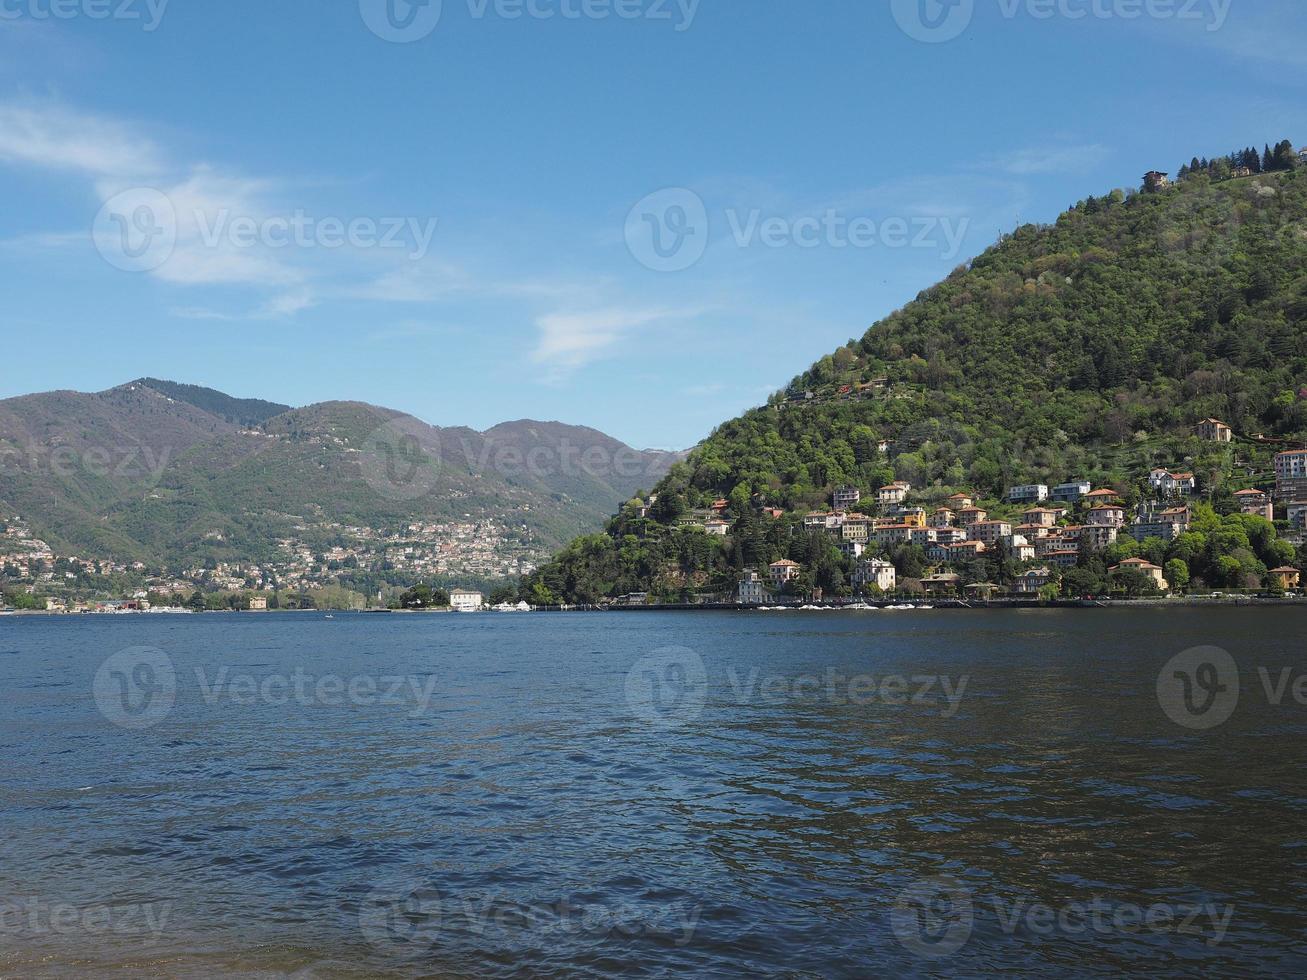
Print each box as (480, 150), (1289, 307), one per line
(524, 165), (1307, 603)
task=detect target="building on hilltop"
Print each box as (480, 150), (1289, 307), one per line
(968, 521), (1012, 546)
(833, 486), (861, 510)
(1129, 505), (1191, 543)
(1195, 418), (1233, 443)
(1080, 524), (1119, 551)
(929, 508), (955, 528)
(1022, 507), (1060, 528)
(1288, 501), (1307, 530)
(1142, 171), (1171, 192)
(1086, 505), (1126, 527)
(1274, 450), (1307, 500)
(1149, 469), (1196, 497)
(1007, 484), (1049, 504)
(1051, 481), (1091, 504)
(877, 482), (910, 506)
(1233, 489), (1274, 521)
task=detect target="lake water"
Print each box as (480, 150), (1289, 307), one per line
(1, 609), (1305, 977)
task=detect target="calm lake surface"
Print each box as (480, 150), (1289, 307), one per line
(1, 609), (1305, 977)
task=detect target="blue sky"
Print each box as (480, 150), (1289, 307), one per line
(1, 0), (1305, 449)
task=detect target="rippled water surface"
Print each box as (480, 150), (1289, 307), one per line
(1, 609), (1306, 977)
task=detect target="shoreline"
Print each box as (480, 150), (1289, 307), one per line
(4, 596), (1307, 616)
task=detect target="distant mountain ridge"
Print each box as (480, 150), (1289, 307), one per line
(135, 378), (291, 426)
(0, 380), (682, 583)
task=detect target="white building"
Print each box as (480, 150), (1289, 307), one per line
(737, 571), (769, 604)
(450, 588), (483, 612)
(1008, 484), (1049, 504)
(838, 540), (866, 559)
(1013, 567), (1054, 594)
(853, 558), (896, 592)
(1051, 481), (1091, 503)
(768, 559), (801, 588)
(968, 521), (1012, 546)
(833, 486), (861, 510)
(1148, 469), (1196, 496)
(877, 483), (910, 506)
(1130, 506), (1191, 543)
(1288, 501), (1307, 530)
(1275, 451), (1307, 500)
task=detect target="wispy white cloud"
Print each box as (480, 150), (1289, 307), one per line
(985, 142), (1112, 176)
(0, 101), (161, 177)
(170, 306), (240, 321)
(1143, 5), (1307, 71)
(351, 260), (473, 302)
(258, 288), (315, 317)
(531, 307), (695, 376)
(0, 99), (452, 318)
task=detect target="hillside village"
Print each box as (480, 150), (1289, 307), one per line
(601, 421), (1307, 605)
(0, 510), (536, 612)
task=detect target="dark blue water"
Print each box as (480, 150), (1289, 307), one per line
(1, 609), (1305, 977)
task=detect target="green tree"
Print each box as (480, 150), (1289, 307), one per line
(1165, 559), (1190, 592)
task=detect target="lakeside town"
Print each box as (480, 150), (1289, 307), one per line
(0, 510), (539, 613)
(603, 421), (1307, 607)
(4, 419), (1307, 614)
